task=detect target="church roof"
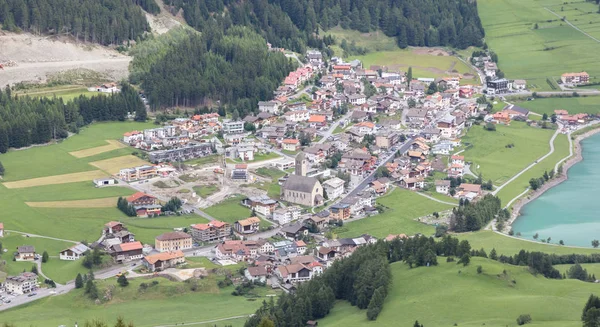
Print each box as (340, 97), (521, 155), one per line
(283, 175), (319, 193)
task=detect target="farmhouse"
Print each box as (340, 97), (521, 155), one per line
(127, 192), (158, 206)
(561, 72), (589, 85)
(3, 272), (38, 295)
(190, 220), (231, 243)
(155, 232), (193, 252)
(142, 250), (185, 272)
(15, 245), (35, 261)
(59, 243), (90, 261)
(435, 180), (451, 195)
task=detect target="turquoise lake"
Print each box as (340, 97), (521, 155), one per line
(512, 132), (600, 247)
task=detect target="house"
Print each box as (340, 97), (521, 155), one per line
(276, 263), (318, 284)
(283, 110), (310, 122)
(451, 155), (465, 166)
(513, 79), (527, 90)
(435, 180), (451, 195)
(459, 87), (474, 98)
(242, 196), (278, 217)
(503, 104), (530, 119)
(281, 175), (324, 207)
(3, 272), (38, 295)
(15, 245), (35, 261)
(329, 203), (351, 220)
(322, 177), (345, 200)
(561, 72), (589, 85)
(155, 232), (193, 252)
(406, 109), (428, 126)
(316, 246), (337, 261)
(245, 266), (268, 283)
(370, 180), (387, 194)
(272, 206), (301, 225)
(280, 223), (309, 240)
(119, 165), (158, 181)
(258, 101), (280, 114)
(492, 111), (511, 125)
(456, 183), (482, 200)
(486, 79), (510, 95)
(223, 121), (245, 134)
(307, 115), (327, 128)
(234, 217), (261, 234)
(142, 250), (185, 272)
(110, 241), (143, 263)
(348, 94), (367, 105)
(123, 131), (144, 144)
(190, 220), (231, 242)
(126, 192), (158, 206)
(59, 243), (89, 261)
(295, 240), (307, 255)
(135, 204), (162, 218)
(282, 139), (300, 152)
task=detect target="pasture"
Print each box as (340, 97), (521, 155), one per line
(318, 257), (599, 327)
(203, 194), (254, 224)
(461, 122), (554, 185)
(2, 170), (108, 189)
(515, 96), (600, 116)
(478, 0), (600, 91)
(334, 189), (451, 239)
(69, 140), (127, 158)
(14, 85), (101, 102)
(0, 276), (278, 327)
(89, 155), (151, 174)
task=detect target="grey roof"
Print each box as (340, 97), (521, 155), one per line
(504, 104), (530, 116)
(407, 109), (427, 118)
(435, 180), (451, 186)
(281, 223), (307, 234)
(62, 243), (90, 255)
(423, 127), (440, 135)
(17, 245), (35, 253)
(283, 175), (319, 193)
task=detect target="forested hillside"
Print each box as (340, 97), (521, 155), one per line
(0, 0), (149, 45)
(139, 26), (295, 111)
(164, 0), (484, 51)
(0, 84), (146, 152)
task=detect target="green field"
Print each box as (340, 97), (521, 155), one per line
(349, 49), (478, 81)
(325, 26), (398, 54)
(334, 189), (452, 238)
(15, 85), (103, 102)
(193, 184), (220, 198)
(318, 257), (599, 327)
(555, 263), (600, 278)
(462, 122), (554, 185)
(515, 96), (600, 116)
(1, 276), (278, 327)
(459, 230), (600, 256)
(496, 133), (570, 206)
(204, 194), (253, 224)
(478, 0), (600, 91)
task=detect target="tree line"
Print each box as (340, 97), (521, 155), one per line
(0, 0), (149, 45)
(165, 0), (484, 52)
(139, 26), (296, 113)
(0, 83), (146, 152)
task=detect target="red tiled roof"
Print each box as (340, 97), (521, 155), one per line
(143, 250), (184, 265)
(126, 192), (154, 203)
(115, 241), (143, 252)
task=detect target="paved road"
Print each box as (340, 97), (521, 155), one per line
(153, 315), (251, 327)
(491, 126), (561, 195)
(5, 230), (79, 244)
(317, 111), (353, 144)
(0, 261), (139, 312)
(545, 7), (600, 43)
(414, 192), (458, 206)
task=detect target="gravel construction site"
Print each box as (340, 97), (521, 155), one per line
(0, 31), (131, 86)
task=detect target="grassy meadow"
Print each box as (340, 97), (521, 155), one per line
(462, 122), (555, 185)
(478, 0), (600, 91)
(204, 194), (253, 223)
(515, 96), (600, 116)
(14, 85), (102, 102)
(318, 257), (600, 327)
(334, 189), (451, 239)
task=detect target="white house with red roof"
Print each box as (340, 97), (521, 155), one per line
(0, 222), (3, 237)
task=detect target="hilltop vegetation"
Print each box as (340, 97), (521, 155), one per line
(0, 0), (149, 45)
(164, 0), (484, 52)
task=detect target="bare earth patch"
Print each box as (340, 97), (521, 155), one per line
(25, 197), (120, 208)
(2, 170), (107, 189)
(412, 47), (451, 56)
(89, 155), (151, 174)
(69, 140), (127, 158)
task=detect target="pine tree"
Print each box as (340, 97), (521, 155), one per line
(0, 161), (4, 176)
(85, 280), (99, 299)
(75, 273), (84, 289)
(118, 274), (129, 287)
(366, 286), (385, 320)
(114, 317), (127, 327)
(489, 248), (498, 260)
(42, 251), (49, 263)
(30, 264), (38, 275)
(257, 317), (275, 327)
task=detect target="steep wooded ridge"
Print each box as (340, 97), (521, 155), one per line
(139, 27), (296, 110)
(164, 0), (485, 51)
(0, 0), (149, 45)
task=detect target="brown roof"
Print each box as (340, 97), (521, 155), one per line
(459, 183), (481, 193)
(236, 217), (261, 226)
(114, 241), (143, 252)
(155, 231), (191, 241)
(143, 250), (184, 265)
(126, 192), (155, 203)
(247, 266), (268, 277)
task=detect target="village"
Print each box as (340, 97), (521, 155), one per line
(0, 46), (597, 308)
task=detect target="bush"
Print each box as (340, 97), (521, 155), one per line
(484, 122), (496, 131)
(477, 265), (483, 274)
(516, 314), (532, 325)
(446, 256), (455, 262)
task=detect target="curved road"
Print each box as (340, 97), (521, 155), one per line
(6, 230), (78, 244)
(414, 192), (458, 206)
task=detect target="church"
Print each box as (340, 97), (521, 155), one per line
(280, 152), (324, 207)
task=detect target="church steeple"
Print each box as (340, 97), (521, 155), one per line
(295, 152), (307, 177)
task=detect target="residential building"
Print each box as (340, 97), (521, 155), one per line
(348, 94), (367, 105)
(282, 139), (300, 152)
(155, 232), (193, 252)
(15, 246), (35, 261)
(561, 72), (589, 85)
(329, 203), (351, 220)
(503, 104), (530, 119)
(223, 121), (245, 134)
(322, 177), (345, 200)
(492, 111), (511, 125)
(406, 109), (428, 126)
(59, 243), (89, 261)
(245, 266), (268, 283)
(295, 240), (307, 255)
(142, 250), (186, 272)
(513, 79), (527, 90)
(486, 79), (510, 95)
(283, 110), (310, 122)
(276, 263), (320, 284)
(234, 217), (261, 234)
(272, 206), (301, 225)
(375, 132), (400, 149)
(280, 223), (309, 240)
(148, 143), (213, 163)
(258, 101), (280, 114)
(110, 241), (143, 263)
(242, 196), (278, 217)
(119, 165), (158, 181)
(456, 183), (482, 201)
(190, 220), (231, 243)
(126, 192), (158, 206)
(3, 272), (38, 295)
(435, 180), (451, 195)
(281, 175), (324, 207)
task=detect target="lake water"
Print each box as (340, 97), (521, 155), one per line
(512, 132), (600, 247)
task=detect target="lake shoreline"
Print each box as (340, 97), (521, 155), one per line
(507, 124), (600, 229)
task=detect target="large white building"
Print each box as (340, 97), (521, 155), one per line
(272, 206), (302, 225)
(59, 243), (90, 261)
(323, 177), (345, 200)
(3, 272), (38, 295)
